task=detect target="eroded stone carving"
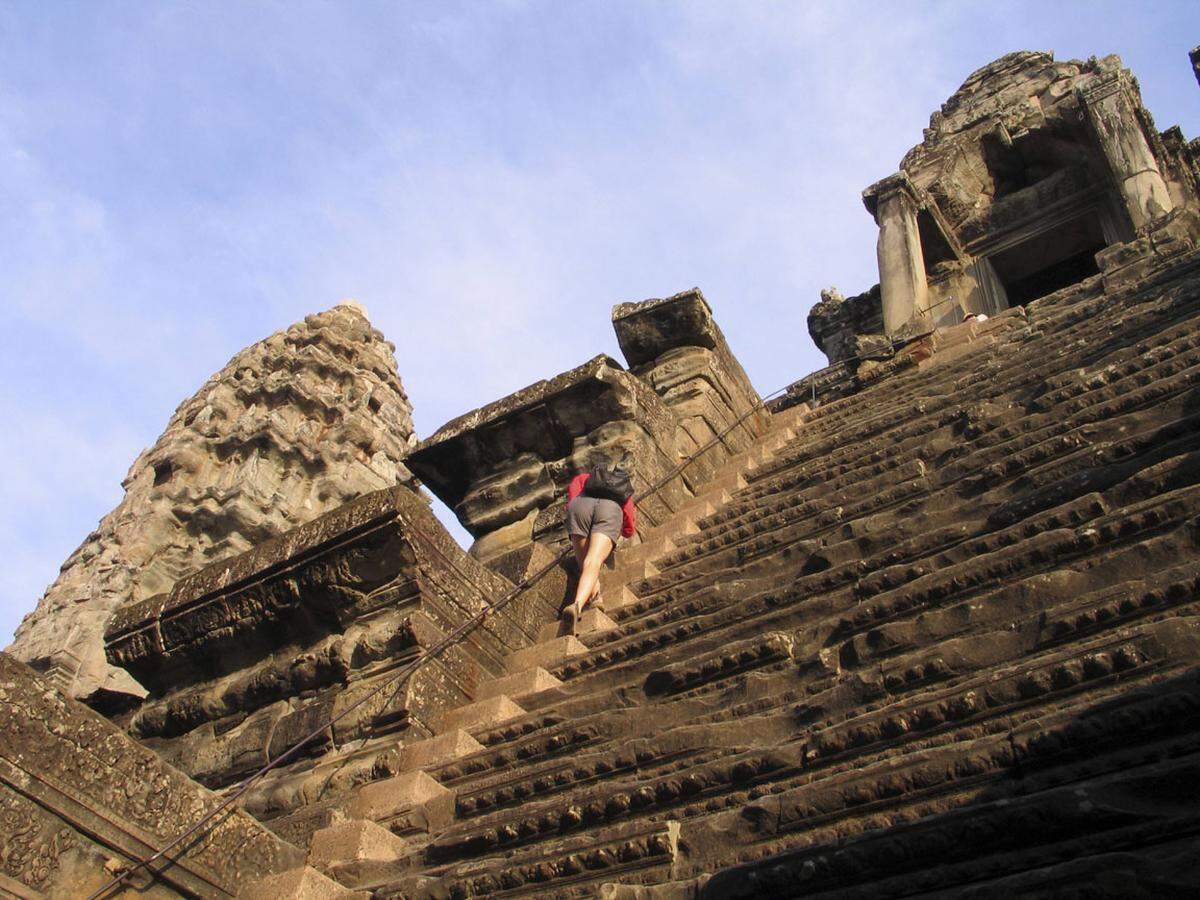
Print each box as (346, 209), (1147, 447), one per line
(613, 288), (766, 489)
(408, 291), (766, 578)
(102, 483), (551, 814)
(406, 355), (688, 567)
(0, 652), (304, 896)
(8, 302), (417, 707)
(813, 50), (1200, 363)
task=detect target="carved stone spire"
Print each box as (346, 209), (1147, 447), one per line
(7, 303), (417, 706)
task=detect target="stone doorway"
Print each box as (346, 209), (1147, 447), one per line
(985, 210), (1107, 306)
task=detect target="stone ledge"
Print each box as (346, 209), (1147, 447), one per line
(309, 819), (408, 869)
(506, 635), (589, 672)
(538, 608), (618, 641)
(395, 729), (484, 772)
(242, 865), (370, 899)
(437, 694), (526, 733)
(350, 771), (456, 833)
(476, 666), (564, 701)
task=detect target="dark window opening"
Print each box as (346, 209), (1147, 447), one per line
(981, 125), (1092, 201)
(987, 212), (1105, 306)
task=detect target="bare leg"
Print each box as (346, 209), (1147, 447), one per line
(571, 535), (588, 570)
(565, 535), (590, 618)
(571, 533), (613, 616)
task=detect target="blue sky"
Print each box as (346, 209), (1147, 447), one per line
(2, 1), (1198, 646)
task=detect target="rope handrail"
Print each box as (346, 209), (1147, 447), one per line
(87, 381), (794, 899)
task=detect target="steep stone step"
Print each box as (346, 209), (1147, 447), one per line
(279, 262), (1200, 896)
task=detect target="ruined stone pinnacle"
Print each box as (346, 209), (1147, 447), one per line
(6, 304), (417, 707)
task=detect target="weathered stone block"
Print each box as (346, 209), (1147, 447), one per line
(266, 804), (350, 850)
(395, 729), (484, 771)
(506, 635), (589, 672)
(243, 865), (370, 899)
(309, 819), (409, 868)
(476, 666), (564, 701)
(406, 355), (686, 552)
(538, 607), (618, 641)
(615, 289), (766, 491)
(351, 771), (456, 832)
(808, 285), (886, 366)
(437, 694), (526, 733)
(620, 535), (676, 568)
(603, 585), (641, 609)
(474, 539), (567, 639)
(102, 483), (529, 795)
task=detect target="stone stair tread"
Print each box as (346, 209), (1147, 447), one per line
(242, 865), (370, 899)
(285, 263), (1200, 896)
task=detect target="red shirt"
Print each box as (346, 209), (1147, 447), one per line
(568, 473), (636, 538)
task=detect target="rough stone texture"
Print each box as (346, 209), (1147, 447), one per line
(614, 289), (767, 491)
(813, 51), (1200, 360)
(7, 302), (417, 706)
(102, 483), (554, 820)
(437, 695), (526, 734)
(242, 865), (369, 899)
(394, 730), (484, 772)
(0, 652), (304, 897)
(405, 354), (690, 565)
(309, 818), (409, 868)
(407, 292), (766, 590)
(363, 221), (1200, 900)
(476, 666), (563, 701)
(806, 286), (886, 365)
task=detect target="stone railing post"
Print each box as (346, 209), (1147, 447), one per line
(864, 173), (930, 336)
(1078, 70), (1173, 231)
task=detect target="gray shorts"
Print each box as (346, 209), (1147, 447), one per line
(566, 495), (623, 544)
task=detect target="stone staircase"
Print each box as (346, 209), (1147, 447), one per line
(274, 253), (1200, 897)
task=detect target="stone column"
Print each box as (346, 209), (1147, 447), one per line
(1079, 71), (1173, 231)
(865, 173), (930, 335)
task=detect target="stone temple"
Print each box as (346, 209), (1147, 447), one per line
(3, 48), (1200, 898)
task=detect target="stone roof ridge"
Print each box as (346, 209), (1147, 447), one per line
(418, 353), (626, 448)
(898, 50), (1121, 173)
(103, 486), (411, 645)
(611, 287), (710, 322)
(939, 50), (1056, 120)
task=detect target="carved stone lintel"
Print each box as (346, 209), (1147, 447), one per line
(407, 355), (687, 553)
(0, 653), (304, 895)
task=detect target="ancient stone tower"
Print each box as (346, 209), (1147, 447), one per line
(3, 49), (1200, 898)
(6, 302), (418, 707)
(810, 51), (1198, 359)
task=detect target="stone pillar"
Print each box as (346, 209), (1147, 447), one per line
(1079, 71), (1173, 231)
(865, 173), (930, 336)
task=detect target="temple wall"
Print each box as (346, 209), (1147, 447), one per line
(0, 653), (303, 897)
(408, 291), (766, 583)
(102, 484), (550, 814)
